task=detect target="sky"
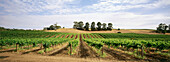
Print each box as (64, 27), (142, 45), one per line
(0, 0), (170, 30)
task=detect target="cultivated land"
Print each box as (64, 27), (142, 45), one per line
(0, 29), (170, 62)
(45, 28), (170, 35)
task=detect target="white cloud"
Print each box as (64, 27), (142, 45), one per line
(0, 12), (169, 29)
(100, 0), (150, 4)
(0, 0), (78, 15)
(88, 0), (170, 12)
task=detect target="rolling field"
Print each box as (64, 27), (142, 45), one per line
(0, 30), (170, 62)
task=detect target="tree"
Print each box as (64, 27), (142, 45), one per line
(49, 25), (55, 30)
(163, 25), (168, 34)
(107, 23), (113, 31)
(118, 28), (120, 30)
(85, 22), (89, 31)
(73, 21), (78, 29)
(43, 27), (48, 30)
(78, 21), (84, 30)
(97, 22), (102, 31)
(102, 23), (107, 30)
(169, 24), (170, 32)
(156, 23), (168, 34)
(54, 22), (61, 29)
(91, 22), (96, 31)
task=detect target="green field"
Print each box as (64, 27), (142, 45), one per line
(0, 30), (170, 62)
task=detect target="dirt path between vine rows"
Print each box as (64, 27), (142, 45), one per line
(78, 34), (99, 58)
(0, 52), (121, 62)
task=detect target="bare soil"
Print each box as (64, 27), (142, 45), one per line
(60, 35), (65, 38)
(86, 34), (90, 38)
(74, 34), (78, 39)
(45, 35), (50, 37)
(96, 35), (101, 38)
(93, 34), (98, 38)
(45, 28), (170, 35)
(55, 34), (61, 38)
(83, 34), (86, 39)
(70, 35), (74, 38)
(90, 34), (94, 38)
(65, 35), (69, 38)
(145, 53), (170, 62)
(78, 34), (99, 58)
(50, 35), (56, 38)
(49, 43), (69, 56)
(0, 52), (118, 62)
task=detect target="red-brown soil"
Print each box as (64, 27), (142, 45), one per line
(93, 35), (98, 38)
(61, 35), (65, 38)
(45, 35), (50, 37)
(50, 35), (56, 38)
(86, 34), (90, 38)
(55, 34), (61, 38)
(90, 34), (94, 38)
(74, 34), (78, 39)
(65, 35), (70, 38)
(70, 35), (74, 38)
(83, 34), (86, 39)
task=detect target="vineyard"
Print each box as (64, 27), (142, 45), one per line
(0, 30), (170, 62)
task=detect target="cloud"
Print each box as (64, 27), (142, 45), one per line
(0, 0), (170, 29)
(0, 12), (169, 29)
(100, 0), (150, 4)
(0, 0), (170, 15)
(87, 0), (170, 12)
(0, 0), (79, 15)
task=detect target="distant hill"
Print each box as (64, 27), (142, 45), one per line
(44, 28), (170, 35)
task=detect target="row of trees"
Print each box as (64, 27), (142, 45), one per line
(73, 21), (113, 31)
(156, 23), (170, 34)
(44, 22), (61, 30)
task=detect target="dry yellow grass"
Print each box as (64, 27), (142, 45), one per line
(45, 28), (170, 35)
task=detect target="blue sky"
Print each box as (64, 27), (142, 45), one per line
(0, 0), (170, 29)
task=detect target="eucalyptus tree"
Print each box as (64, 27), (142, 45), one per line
(102, 23), (107, 30)
(97, 22), (102, 31)
(85, 22), (89, 31)
(157, 23), (168, 34)
(169, 24), (170, 31)
(91, 22), (96, 31)
(73, 21), (78, 29)
(76, 21), (84, 30)
(107, 23), (113, 31)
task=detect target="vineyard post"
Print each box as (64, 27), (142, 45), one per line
(102, 46), (103, 56)
(45, 43), (47, 53)
(28, 44), (29, 49)
(141, 44), (144, 58)
(70, 43), (72, 55)
(16, 43), (18, 52)
(40, 43), (43, 49)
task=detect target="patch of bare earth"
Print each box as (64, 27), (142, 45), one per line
(78, 34), (99, 58)
(65, 35), (69, 38)
(55, 34), (61, 38)
(50, 35), (56, 38)
(70, 35), (74, 38)
(74, 34), (78, 39)
(0, 52), (117, 62)
(45, 28), (170, 35)
(60, 35), (65, 38)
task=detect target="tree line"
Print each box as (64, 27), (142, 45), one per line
(44, 22), (61, 30)
(156, 23), (170, 34)
(73, 21), (113, 31)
